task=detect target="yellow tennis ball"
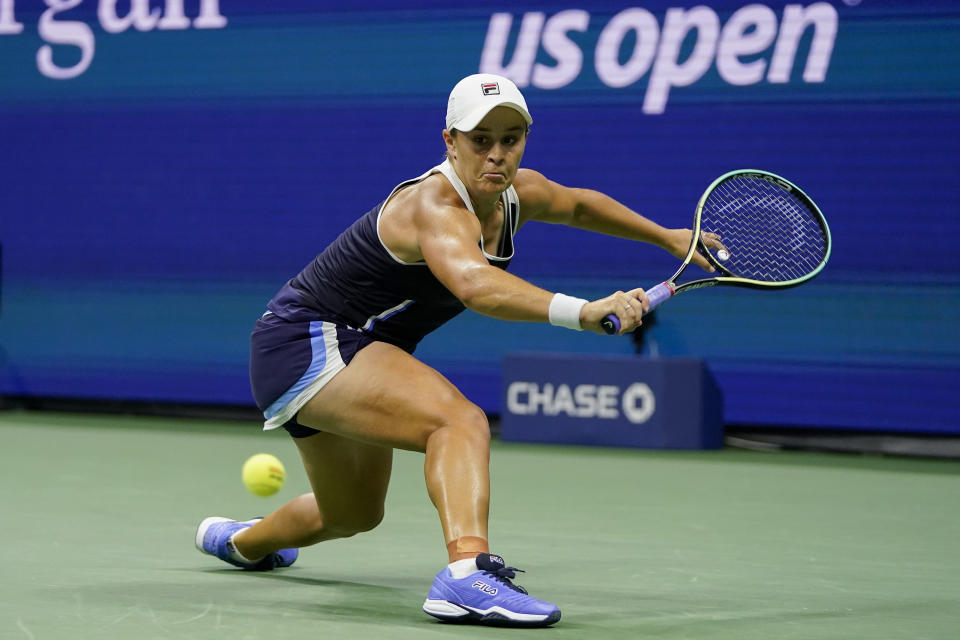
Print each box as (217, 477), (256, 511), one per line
(242, 453), (285, 497)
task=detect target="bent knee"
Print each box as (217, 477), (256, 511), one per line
(324, 507), (386, 539)
(423, 401), (490, 447)
(461, 403), (491, 443)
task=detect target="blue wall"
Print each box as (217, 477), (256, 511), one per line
(1, 1), (958, 433)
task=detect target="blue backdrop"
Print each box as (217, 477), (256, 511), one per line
(1, 1), (958, 433)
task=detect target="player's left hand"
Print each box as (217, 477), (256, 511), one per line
(666, 228), (724, 272)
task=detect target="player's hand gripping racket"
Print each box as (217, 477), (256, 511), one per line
(601, 169), (831, 334)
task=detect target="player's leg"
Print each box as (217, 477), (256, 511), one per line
(198, 338), (487, 568)
(294, 341), (559, 627)
(231, 432), (393, 561)
(195, 433), (393, 569)
(295, 340), (491, 553)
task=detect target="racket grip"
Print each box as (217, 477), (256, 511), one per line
(645, 282), (676, 311)
(599, 282), (675, 335)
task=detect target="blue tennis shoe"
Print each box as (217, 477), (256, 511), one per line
(195, 517), (298, 571)
(423, 553), (561, 627)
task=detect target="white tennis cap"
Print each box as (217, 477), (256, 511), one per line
(445, 73), (533, 132)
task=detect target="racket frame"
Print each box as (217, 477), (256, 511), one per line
(678, 169), (832, 292)
(600, 169), (831, 334)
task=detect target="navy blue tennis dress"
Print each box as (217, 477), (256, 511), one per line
(250, 160), (519, 433)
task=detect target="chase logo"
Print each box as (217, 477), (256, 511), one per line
(481, 82), (500, 95)
(506, 382), (656, 424)
(472, 580), (499, 596)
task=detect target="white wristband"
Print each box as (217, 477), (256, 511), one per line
(548, 293), (588, 331)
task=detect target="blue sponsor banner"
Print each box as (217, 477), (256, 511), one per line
(0, 1), (957, 434)
(501, 353), (723, 449)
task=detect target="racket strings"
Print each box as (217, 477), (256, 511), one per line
(701, 177), (827, 282)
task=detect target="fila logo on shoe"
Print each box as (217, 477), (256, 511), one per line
(471, 580), (499, 596)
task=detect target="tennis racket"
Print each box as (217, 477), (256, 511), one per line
(601, 169), (831, 335)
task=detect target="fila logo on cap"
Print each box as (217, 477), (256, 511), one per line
(481, 82), (500, 95)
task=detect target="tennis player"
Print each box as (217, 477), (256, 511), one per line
(196, 73), (716, 627)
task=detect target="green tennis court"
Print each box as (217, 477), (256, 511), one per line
(2, 410), (958, 639)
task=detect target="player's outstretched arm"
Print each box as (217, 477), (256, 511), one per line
(514, 169), (718, 273)
(414, 202), (648, 334)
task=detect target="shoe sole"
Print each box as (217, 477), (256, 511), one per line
(423, 599), (561, 627)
